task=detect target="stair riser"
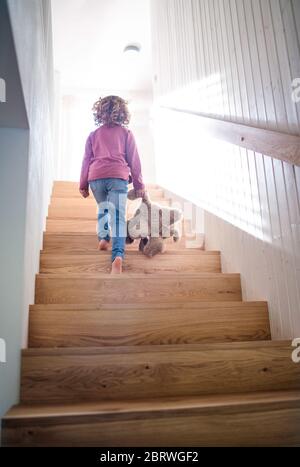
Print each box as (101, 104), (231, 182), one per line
(28, 305), (270, 347)
(3, 402), (300, 447)
(39, 254), (221, 274)
(52, 188), (164, 199)
(42, 235), (204, 252)
(35, 275), (242, 304)
(49, 200), (171, 220)
(45, 219), (192, 236)
(20, 346), (300, 404)
(52, 194), (166, 203)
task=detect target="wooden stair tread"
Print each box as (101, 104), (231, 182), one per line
(36, 272), (238, 279)
(48, 199), (172, 219)
(4, 390), (300, 447)
(42, 232), (205, 252)
(51, 194), (166, 203)
(52, 181), (160, 192)
(35, 273), (242, 304)
(29, 301), (268, 311)
(40, 250), (219, 256)
(44, 232), (194, 238)
(39, 253), (222, 274)
(28, 302), (270, 347)
(42, 232), (200, 238)
(44, 219), (197, 240)
(52, 181), (160, 188)
(20, 341), (300, 406)
(5, 390), (300, 421)
(21, 340), (294, 356)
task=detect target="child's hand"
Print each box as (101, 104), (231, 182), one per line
(134, 189), (147, 199)
(80, 189), (90, 198)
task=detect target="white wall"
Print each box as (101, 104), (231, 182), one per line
(0, 0), (54, 427)
(7, 0), (55, 347)
(0, 0), (29, 430)
(151, 0), (300, 339)
(54, 88), (156, 184)
(0, 129), (29, 433)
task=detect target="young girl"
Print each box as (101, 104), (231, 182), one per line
(79, 96), (145, 274)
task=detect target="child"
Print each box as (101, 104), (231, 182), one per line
(79, 96), (145, 274)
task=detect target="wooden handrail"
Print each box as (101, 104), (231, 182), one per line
(163, 106), (300, 166)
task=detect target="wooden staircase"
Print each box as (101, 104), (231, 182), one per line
(2, 181), (300, 447)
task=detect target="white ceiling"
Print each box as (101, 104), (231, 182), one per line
(51, 0), (153, 92)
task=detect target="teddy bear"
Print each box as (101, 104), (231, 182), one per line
(126, 189), (183, 257)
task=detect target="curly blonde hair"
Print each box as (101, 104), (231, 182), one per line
(92, 95), (131, 127)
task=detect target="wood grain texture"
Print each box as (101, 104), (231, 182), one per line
(48, 197), (172, 220)
(20, 341), (300, 404)
(39, 252), (221, 274)
(28, 301), (270, 348)
(3, 391), (300, 446)
(45, 218), (194, 241)
(43, 232), (100, 252)
(29, 301), (266, 312)
(52, 181), (163, 199)
(42, 233), (205, 253)
(34, 273), (242, 304)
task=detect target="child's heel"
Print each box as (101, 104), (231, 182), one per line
(111, 257), (123, 274)
(98, 240), (110, 251)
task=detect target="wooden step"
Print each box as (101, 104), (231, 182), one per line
(45, 218), (190, 234)
(41, 247), (211, 258)
(39, 251), (221, 274)
(48, 197), (172, 220)
(20, 341), (300, 405)
(29, 301), (263, 312)
(49, 198), (97, 220)
(52, 181), (164, 199)
(3, 390), (300, 446)
(50, 195), (169, 207)
(35, 273), (242, 304)
(42, 233), (204, 252)
(28, 301), (270, 348)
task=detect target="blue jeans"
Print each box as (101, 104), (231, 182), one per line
(89, 178), (128, 262)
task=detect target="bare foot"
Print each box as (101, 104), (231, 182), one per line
(98, 240), (110, 251)
(111, 257), (123, 274)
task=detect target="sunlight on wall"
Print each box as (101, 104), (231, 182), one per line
(152, 105), (267, 243)
(154, 74), (225, 116)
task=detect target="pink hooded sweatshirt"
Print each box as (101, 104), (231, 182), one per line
(79, 124), (145, 192)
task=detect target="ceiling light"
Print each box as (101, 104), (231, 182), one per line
(123, 44), (141, 55)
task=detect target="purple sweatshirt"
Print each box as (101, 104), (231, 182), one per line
(80, 124), (145, 192)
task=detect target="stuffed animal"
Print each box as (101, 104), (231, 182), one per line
(126, 189), (182, 257)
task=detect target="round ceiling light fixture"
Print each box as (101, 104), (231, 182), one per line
(123, 43), (141, 55)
